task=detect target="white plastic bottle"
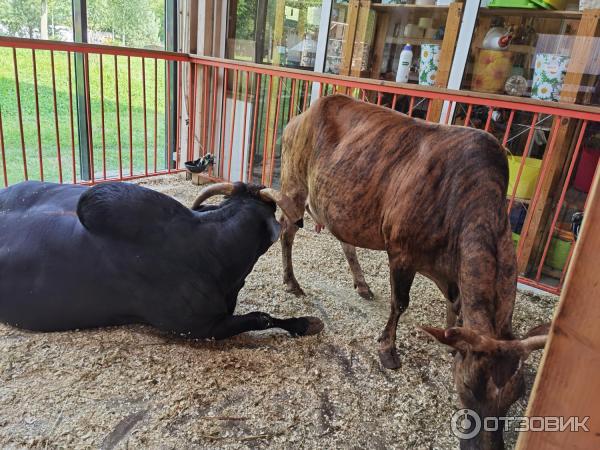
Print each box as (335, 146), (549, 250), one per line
(396, 44), (413, 84)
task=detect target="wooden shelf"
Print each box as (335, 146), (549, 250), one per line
(479, 7), (583, 20)
(386, 36), (443, 45)
(372, 4), (450, 13)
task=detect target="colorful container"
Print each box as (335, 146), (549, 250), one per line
(512, 232), (521, 249)
(419, 44), (440, 86)
(546, 237), (572, 271)
(531, 53), (570, 102)
(472, 49), (514, 94)
(508, 155), (543, 200)
(573, 146), (600, 193)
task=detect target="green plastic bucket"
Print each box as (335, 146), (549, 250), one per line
(546, 237), (571, 271)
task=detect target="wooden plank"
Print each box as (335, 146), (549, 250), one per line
(340, 0), (360, 76)
(560, 9), (600, 103)
(370, 12), (390, 79)
(350, 1), (373, 78)
(428, 2), (463, 121)
(516, 166), (600, 450)
(516, 10), (600, 274)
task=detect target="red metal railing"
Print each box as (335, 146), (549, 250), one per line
(0, 36), (599, 295)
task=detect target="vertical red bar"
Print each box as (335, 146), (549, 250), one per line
(443, 101), (453, 125)
(0, 108), (7, 187)
(289, 78), (297, 120)
(506, 113), (539, 214)
(188, 63), (198, 163)
(261, 75), (274, 184)
(12, 48), (28, 180)
(50, 50), (63, 183)
(239, 71), (250, 181)
(83, 53), (95, 182)
(424, 99), (432, 122)
(534, 121), (589, 282)
(114, 55), (123, 179)
(99, 53), (107, 180)
(176, 61), (182, 170)
(268, 77), (283, 187)
(202, 65), (209, 156)
(227, 70), (239, 181)
(128, 56), (133, 176)
(31, 50), (44, 180)
(377, 92), (382, 105)
(248, 73), (262, 182)
(502, 110), (515, 147)
(302, 80), (310, 112)
(391, 94), (398, 110)
(464, 104), (473, 127)
(209, 65), (218, 159)
(484, 107), (493, 132)
(166, 59), (172, 173)
(67, 52), (76, 183)
(154, 58), (158, 173)
(516, 116), (562, 262)
(408, 97), (415, 117)
(219, 68), (229, 177)
(318, 82), (324, 97)
(142, 58), (148, 176)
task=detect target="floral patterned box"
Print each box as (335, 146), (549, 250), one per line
(419, 44), (440, 86)
(531, 53), (570, 102)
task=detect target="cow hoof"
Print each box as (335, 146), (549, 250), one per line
(379, 347), (401, 370)
(356, 285), (375, 300)
(290, 316), (324, 337)
(284, 283), (305, 297)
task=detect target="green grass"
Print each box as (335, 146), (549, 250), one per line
(0, 48), (167, 185)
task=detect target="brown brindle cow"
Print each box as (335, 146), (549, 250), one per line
(278, 95), (547, 450)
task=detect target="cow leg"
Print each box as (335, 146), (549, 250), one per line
(207, 312), (324, 339)
(340, 242), (374, 300)
(281, 216), (305, 296)
(378, 259), (415, 369)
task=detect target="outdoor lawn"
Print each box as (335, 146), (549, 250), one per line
(0, 47), (168, 185)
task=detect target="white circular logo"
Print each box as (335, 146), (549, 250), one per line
(451, 409), (481, 440)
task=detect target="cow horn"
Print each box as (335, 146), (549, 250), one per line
(191, 182), (235, 210)
(259, 188), (299, 221)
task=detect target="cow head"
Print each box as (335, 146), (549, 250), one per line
(423, 325), (548, 450)
(191, 182), (298, 244)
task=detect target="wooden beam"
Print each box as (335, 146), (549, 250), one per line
(560, 9), (600, 103)
(516, 9), (600, 274)
(350, 1), (374, 78)
(516, 166), (600, 449)
(370, 12), (389, 79)
(340, 0), (360, 76)
(428, 2), (463, 121)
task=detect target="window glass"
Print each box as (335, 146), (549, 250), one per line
(462, 5), (599, 106)
(87, 0), (166, 49)
(227, 0), (324, 70)
(0, 0), (74, 40)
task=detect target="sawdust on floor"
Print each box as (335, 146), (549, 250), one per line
(0, 174), (557, 449)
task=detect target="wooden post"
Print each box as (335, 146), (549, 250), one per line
(370, 12), (389, 79)
(262, 0), (286, 183)
(428, 2), (464, 121)
(340, 0), (360, 76)
(515, 170), (600, 449)
(350, 1), (374, 78)
(516, 9), (600, 274)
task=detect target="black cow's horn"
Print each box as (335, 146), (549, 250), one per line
(191, 182), (235, 210)
(259, 188), (298, 221)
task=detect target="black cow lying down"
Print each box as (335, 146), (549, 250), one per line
(0, 180), (323, 339)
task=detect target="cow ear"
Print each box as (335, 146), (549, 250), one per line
(265, 216), (282, 243)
